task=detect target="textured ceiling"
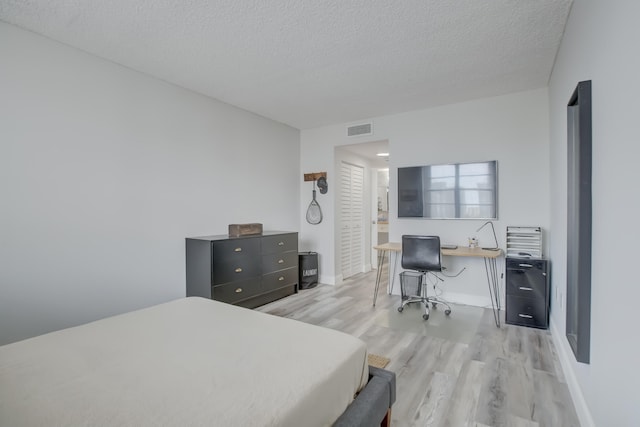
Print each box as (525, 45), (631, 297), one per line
(0, 0), (572, 129)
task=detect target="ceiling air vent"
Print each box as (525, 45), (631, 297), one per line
(347, 123), (373, 137)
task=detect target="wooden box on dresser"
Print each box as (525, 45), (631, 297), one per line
(505, 258), (550, 329)
(186, 231), (298, 308)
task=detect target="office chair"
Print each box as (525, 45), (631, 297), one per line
(397, 235), (452, 320)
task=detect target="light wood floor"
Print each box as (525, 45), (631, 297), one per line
(257, 269), (580, 427)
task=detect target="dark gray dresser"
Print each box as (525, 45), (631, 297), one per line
(505, 258), (550, 329)
(186, 231), (298, 308)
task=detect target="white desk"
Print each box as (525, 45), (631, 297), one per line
(372, 242), (503, 327)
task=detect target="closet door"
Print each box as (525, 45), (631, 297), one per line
(340, 162), (364, 280)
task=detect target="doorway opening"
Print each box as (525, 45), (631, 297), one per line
(335, 140), (389, 281)
(376, 168), (389, 247)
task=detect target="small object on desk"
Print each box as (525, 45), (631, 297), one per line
(482, 247), (502, 251)
(441, 244), (458, 250)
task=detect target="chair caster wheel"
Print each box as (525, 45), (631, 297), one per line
(422, 313), (429, 320)
(432, 303), (437, 309)
(445, 309), (451, 316)
(397, 307), (404, 313)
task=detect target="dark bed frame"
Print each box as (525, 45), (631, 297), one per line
(333, 366), (396, 427)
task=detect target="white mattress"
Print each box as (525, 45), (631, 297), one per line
(0, 297), (369, 427)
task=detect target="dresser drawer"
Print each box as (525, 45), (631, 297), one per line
(212, 278), (261, 304)
(213, 238), (260, 260)
(262, 251), (297, 273)
(262, 233), (297, 254)
(506, 295), (548, 329)
(263, 267), (297, 292)
(212, 256), (261, 285)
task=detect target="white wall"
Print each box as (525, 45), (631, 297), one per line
(548, 1), (640, 425)
(301, 88), (550, 307)
(0, 23), (300, 345)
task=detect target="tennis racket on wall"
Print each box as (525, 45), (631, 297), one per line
(306, 180), (323, 225)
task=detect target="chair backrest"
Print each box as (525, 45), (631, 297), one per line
(401, 235), (442, 272)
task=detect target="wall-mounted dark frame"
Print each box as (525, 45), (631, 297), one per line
(566, 80), (592, 364)
(397, 161), (498, 219)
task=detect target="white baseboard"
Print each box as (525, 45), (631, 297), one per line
(318, 273), (340, 285)
(549, 318), (595, 427)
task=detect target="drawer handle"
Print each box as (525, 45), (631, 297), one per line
(235, 267), (243, 273)
(518, 314), (533, 319)
(519, 286), (533, 291)
(519, 263), (533, 268)
(235, 287), (243, 293)
(234, 247), (242, 252)
(278, 276), (285, 281)
(278, 259), (284, 264)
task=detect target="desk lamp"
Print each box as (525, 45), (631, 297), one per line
(476, 221), (500, 251)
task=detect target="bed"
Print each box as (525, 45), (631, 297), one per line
(0, 297), (395, 426)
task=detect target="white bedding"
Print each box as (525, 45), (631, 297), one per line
(0, 297), (369, 427)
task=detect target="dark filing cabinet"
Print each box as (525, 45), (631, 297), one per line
(505, 258), (550, 329)
(186, 231), (298, 309)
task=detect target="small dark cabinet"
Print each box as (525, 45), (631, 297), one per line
(505, 258), (550, 329)
(186, 231), (298, 308)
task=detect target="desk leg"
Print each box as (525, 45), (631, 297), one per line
(388, 252), (399, 295)
(373, 249), (387, 307)
(484, 257), (501, 327)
